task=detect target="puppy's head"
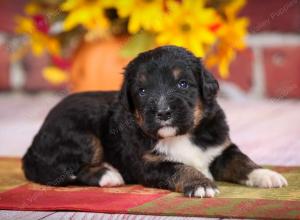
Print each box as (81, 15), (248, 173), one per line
(119, 45), (219, 139)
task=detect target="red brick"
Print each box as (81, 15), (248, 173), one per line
(241, 0), (300, 33)
(227, 48), (253, 91)
(210, 48), (253, 92)
(0, 44), (10, 90)
(0, 0), (27, 33)
(264, 46), (300, 98)
(23, 52), (67, 91)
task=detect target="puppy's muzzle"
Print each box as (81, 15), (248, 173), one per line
(156, 107), (172, 122)
(156, 95), (172, 123)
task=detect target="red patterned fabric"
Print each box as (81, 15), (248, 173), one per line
(0, 184), (168, 213)
(0, 159), (299, 219)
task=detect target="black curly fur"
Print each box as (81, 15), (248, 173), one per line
(23, 46), (260, 196)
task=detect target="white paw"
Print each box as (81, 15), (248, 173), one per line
(244, 168), (288, 188)
(193, 187), (220, 198)
(99, 165), (124, 187)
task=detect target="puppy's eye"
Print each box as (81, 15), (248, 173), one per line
(178, 80), (189, 89)
(138, 88), (146, 96)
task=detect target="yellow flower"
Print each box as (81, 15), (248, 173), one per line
(224, 0), (246, 21)
(43, 66), (69, 85)
(60, 0), (110, 31)
(15, 16), (60, 56)
(156, 0), (220, 57)
(205, 0), (248, 78)
(113, 0), (165, 34)
(205, 43), (235, 78)
(25, 3), (41, 15)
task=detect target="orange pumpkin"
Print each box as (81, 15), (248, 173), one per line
(70, 37), (130, 92)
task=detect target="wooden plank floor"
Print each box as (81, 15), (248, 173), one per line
(1, 92), (299, 165)
(0, 211), (216, 220)
(0, 211), (54, 220)
(0, 92), (299, 219)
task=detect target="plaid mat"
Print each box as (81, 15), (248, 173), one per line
(0, 158), (299, 219)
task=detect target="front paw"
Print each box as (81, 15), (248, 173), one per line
(183, 179), (219, 198)
(244, 168), (288, 188)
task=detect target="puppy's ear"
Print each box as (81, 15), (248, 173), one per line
(201, 64), (219, 103)
(119, 76), (134, 112)
(193, 58), (219, 103)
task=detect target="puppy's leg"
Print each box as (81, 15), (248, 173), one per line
(142, 154), (219, 198)
(23, 131), (124, 187)
(210, 144), (288, 188)
(76, 163), (124, 187)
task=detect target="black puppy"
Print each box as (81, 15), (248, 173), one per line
(23, 46), (287, 197)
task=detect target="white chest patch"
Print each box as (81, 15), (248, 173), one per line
(154, 134), (227, 180)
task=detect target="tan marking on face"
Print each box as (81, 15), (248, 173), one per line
(193, 100), (203, 127)
(172, 68), (182, 79)
(134, 110), (144, 127)
(138, 73), (147, 83)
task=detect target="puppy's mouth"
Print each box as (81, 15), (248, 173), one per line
(157, 118), (177, 138)
(158, 118), (172, 127)
(157, 126), (177, 138)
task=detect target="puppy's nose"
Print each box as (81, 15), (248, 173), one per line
(156, 108), (172, 121)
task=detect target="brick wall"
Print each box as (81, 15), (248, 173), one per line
(222, 0), (300, 98)
(221, 34), (300, 98)
(0, 0), (299, 97)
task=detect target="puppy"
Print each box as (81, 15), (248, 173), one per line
(23, 46), (287, 197)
